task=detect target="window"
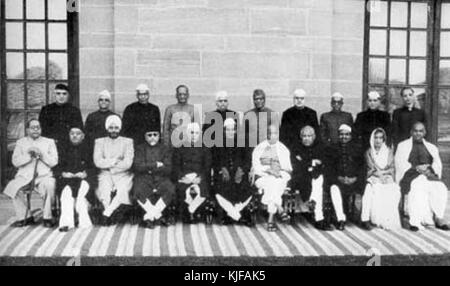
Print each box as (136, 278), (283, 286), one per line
(364, 0), (450, 145)
(0, 0), (79, 184)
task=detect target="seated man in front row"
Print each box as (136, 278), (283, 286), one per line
(172, 122), (213, 223)
(291, 126), (331, 231)
(133, 126), (175, 229)
(326, 124), (365, 231)
(5, 119), (58, 228)
(94, 115), (134, 225)
(213, 118), (254, 226)
(55, 124), (96, 232)
(396, 122), (449, 231)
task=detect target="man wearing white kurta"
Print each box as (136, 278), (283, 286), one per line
(94, 115), (134, 225)
(395, 122), (449, 231)
(4, 119), (58, 228)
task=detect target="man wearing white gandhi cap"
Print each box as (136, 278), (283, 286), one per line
(94, 114), (134, 225)
(320, 92), (353, 145)
(326, 123), (365, 231)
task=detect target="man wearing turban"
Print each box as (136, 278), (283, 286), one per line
(94, 115), (134, 225)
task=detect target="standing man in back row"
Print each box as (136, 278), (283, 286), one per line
(122, 84), (161, 146)
(320, 92), (353, 146)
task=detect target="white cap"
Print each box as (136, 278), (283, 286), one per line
(98, 90), (111, 100)
(331, 92), (344, 101)
(136, 83), (150, 93)
(224, 118), (236, 128)
(105, 115), (122, 130)
(293, 89), (306, 98)
(368, 91), (381, 100)
(215, 90), (228, 101)
(338, 124), (352, 133)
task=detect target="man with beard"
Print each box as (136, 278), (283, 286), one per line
(84, 90), (116, 156)
(163, 85), (199, 147)
(94, 115), (134, 225)
(392, 87), (427, 147)
(133, 127), (175, 229)
(39, 84), (83, 147)
(213, 118), (254, 226)
(290, 126), (331, 231)
(280, 89), (319, 151)
(326, 124), (365, 231)
(396, 122), (449, 231)
(122, 84), (161, 146)
(354, 91), (391, 150)
(55, 125), (96, 232)
(172, 122), (213, 224)
(320, 92), (354, 146)
(4, 119), (58, 228)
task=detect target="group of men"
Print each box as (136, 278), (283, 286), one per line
(4, 83), (449, 233)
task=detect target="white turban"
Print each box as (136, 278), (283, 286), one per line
(331, 92), (344, 101)
(293, 89), (307, 98)
(105, 115), (122, 130)
(339, 124), (352, 133)
(368, 91), (381, 100)
(224, 118), (236, 128)
(136, 83), (149, 93)
(98, 90), (111, 100)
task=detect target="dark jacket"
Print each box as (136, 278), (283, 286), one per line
(291, 141), (326, 201)
(392, 107), (426, 147)
(39, 102), (83, 146)
(354, 109), (391, 150)
(320, 111), (354, 145)
(133, 142), (172, 185)
(122, 102), (161, 145)
(280, 106), (319, 150)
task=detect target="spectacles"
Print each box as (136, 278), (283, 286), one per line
(218, 99), (228, 102)
(99, 98), (110, 102)
(146, 132), (159, 137)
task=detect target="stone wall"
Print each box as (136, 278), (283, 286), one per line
(79, 0), (366, 120)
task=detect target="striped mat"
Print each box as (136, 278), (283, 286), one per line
(0, 221), (449, 258)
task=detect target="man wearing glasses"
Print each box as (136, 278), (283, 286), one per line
(122, 84), (161, 146)
(132, 126), (175, 229)
(39, 84), (83, 147)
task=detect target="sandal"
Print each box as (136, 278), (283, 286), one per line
(279, 212), (291, 223)
(267, 222), (278, 232)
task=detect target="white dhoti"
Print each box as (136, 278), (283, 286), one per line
(255, 173), (289, 214)
(215, 194), (252, 221)
(96, 172), (133, 217)
(309, 175), (324, 221)
(138, 198), (166, 221)
(59, 181), (92, 229)
(330, 185), (346, 222)
(361, 182), (401, 229)
(407, 175), (448, 229)
(4, 175), (55, 221)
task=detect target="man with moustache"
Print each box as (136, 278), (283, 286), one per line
(133, 126), (175, 229)
(122, 84), (161, 146)
(320, 92), (354, 146)
(280, 89), (319, 151)
(55, 124), (96, 232)
(39, 84), (83, 147)
(94, 115), (134, 225)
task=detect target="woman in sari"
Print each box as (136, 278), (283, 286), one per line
(361, 128), (401, 230)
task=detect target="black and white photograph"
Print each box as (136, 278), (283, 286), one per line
(0, 0), (449, 269)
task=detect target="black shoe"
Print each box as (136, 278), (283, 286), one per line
(158, 217), (169, 227)
(11, 216), (35, 228)
(59, 226), (69, 232)
(222, 217), (233, 225)
(337, 220), (346, 231)
(43, 219), (56, 228)
(144, 220), (155, 229)
(315, 220), (333, 231)
(100, 215), (111, 226)
(361, 221), (373, 231)
(436, 224), (450, 231)
(410, 225), (419, 232)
